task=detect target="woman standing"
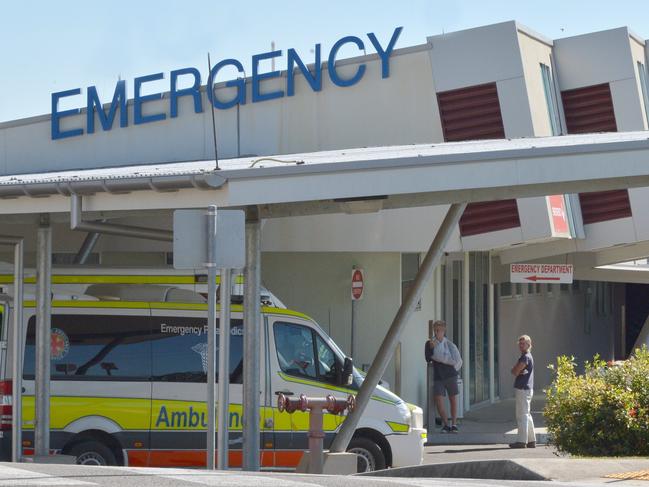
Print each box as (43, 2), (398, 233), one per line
(510, 334), (535, 448)
(425, 320), (463, 433)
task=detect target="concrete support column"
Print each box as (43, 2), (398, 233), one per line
(462, 252), (471, 413)
(242, 207), (261, 471)
(488, 253), (496, 404)
(35, 217), (51, 457)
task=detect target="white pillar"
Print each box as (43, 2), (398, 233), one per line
(462, 252), (471, 413)
(488, 253), (496, 403)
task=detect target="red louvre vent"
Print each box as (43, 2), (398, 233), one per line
(561, 83), (618, 134)
(562, 84), (631, 223)
(459, 200), (521, 237)
(437, 83), (519, 236)
(579, 190), (632, 225)
(437, 83), (506, 142)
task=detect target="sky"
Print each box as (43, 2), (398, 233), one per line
(1, 0), (648, 122)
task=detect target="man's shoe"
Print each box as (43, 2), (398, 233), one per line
(450, 425), (459, 433)
(509, 442), (527, 449)
(526, 441), (536, 448)
(440, 425), (452, 434)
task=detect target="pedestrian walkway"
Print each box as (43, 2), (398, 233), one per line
(426, 397), (548, 445)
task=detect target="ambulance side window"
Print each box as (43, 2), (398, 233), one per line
(23, 314), (152, 380)
(150, 317), (243, 384)
(315, 334), (340, 385)
(273, 322), (317, 380)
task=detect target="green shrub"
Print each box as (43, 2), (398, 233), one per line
(544, 346), (649, 456)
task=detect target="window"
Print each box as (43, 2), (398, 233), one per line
(638, 62), (649, 128)
(315, 334), (339, 385)
(24, 314), (152, 380)
(274, 322), (342, 385)
(499, 282), (512, 298)
(150, 317), (243, 383)
(541, 63), (561, 136)
(274, 322), (317, 379)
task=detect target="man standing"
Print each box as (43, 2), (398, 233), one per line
(510, 335), (535, 448)
(425, 320), (462, 433)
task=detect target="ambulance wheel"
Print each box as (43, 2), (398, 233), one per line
(348, 437), (386, 472)
(69, 440), (117, 466)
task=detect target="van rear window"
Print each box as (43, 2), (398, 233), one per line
(23, 315), (153, 380)
(22, 314), (243, 383)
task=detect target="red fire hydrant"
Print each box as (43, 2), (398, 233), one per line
(277, 393), (355, 474)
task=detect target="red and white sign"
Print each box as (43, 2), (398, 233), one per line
(547, 195), (571, 237)
(510, 263), (573, 284)
(351, 268), (364, 301)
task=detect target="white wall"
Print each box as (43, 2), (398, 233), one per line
(0, 47), (441, 175)
(554, 28), (637, 90)
(630, 37), (649, 130)
(517, 31), (556, 136)
(261, 251), (434, 407)
(427, 21), (524, 92)
(497, 282), (621, 399)
(260, 205), (462, 253)
(554, 28), (646, 132)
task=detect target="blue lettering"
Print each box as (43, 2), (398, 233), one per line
(287, 46), (322, 96)
(134, 72), (166, 125)
(155, 406), (170, 428)
(207, 59), (246, 110)
(170, 68), (203, 118)
(252, 50), (284, 102)
(327, 36), (366, 87)
(367, 27), (403, 78)
(86, 80), (128, 134)
(189, 406), (201, 427)
(51, 89), (83, 140)
(229, 411), (240, 429)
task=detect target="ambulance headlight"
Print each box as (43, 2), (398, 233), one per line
(408, 404), (423, 430)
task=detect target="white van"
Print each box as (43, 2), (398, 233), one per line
(0, 285), (425, 471)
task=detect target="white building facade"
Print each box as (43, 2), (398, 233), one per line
(1, 21), (649, 411)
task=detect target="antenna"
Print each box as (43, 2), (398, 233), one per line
(207, 53), (220, 171)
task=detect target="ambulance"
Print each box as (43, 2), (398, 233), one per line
(0, 274), (426, 471)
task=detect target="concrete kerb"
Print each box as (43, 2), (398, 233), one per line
(358, 459), (547, 481)
(360, 458), (649, 482)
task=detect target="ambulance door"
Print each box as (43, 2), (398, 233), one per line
(149, 308), (246, 468)
(22, 307), (153, 466)
(267, 317), (347, 469)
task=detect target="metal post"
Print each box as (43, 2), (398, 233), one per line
(426, 320), (435, 434)
(206, 206), (217, 470)
(217, 268), (231, 469)
(35, 219), (51, 457)
(73, 232), (101, 265)
(308, 405), (325, 474)
(242, 207), (261, 471)
(462, 252), (471, 413)
(0, 236), (24, 463)
(12, 239), (23, 462)
(488, 253), (496, 403)
(351, 300), (357, 358)
(330, 203), (466, 453)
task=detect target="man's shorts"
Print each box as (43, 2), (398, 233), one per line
(433, 377), (459, 397)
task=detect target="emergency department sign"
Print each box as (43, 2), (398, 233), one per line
(510, 263), (574, 284)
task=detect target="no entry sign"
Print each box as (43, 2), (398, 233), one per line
(510, 263), (573, 284)
(351, 268), (364, 300)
